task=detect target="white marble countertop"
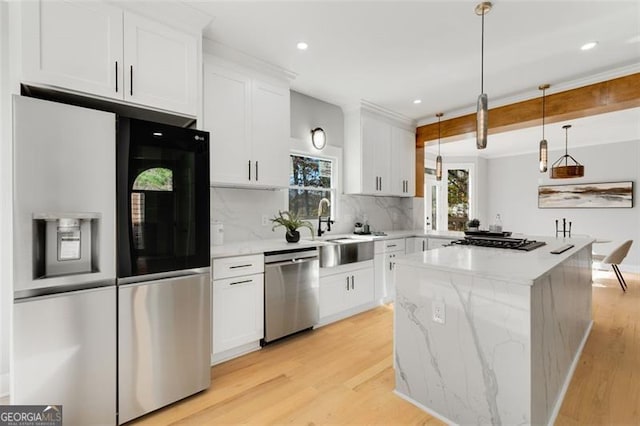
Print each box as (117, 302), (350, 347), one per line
(394, 236), (594, 285)
(210, 229), (462, 258)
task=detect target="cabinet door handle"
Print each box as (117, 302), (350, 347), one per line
(387, 244), (397, 248)
(130, 65), (133, 96)
(351, 275), (354, 290)
(248, 160), (251, 180)
(255, 161), (259, 181)
(380, 176), (382, 191)
(230, 279), (252, 286)
(346, 277), (350, 291)
(115, 61), (118, 92)
(230, 264), (253, 269)
(422, 240), (426, 251)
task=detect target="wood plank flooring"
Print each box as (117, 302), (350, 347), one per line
(120, 271), (636, 424)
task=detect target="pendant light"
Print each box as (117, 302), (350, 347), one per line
(435, 112), (443, 181)
(551, 125), (584, 178)
(538, 84), (550, 172)
(475, 2), (492, 149)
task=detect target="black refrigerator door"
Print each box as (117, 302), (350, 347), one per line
(117, 118), (209, 278)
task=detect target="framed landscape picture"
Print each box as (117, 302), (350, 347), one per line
(538, 181), (633, 209)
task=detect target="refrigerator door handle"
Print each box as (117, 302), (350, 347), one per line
(117, 267), (211, 286)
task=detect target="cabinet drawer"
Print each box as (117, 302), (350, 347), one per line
(382, 238), (405, 253)
(213, 254), (264, 280)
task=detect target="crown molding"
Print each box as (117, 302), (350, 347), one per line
(108, 0), (213, 35)
(202, 39), (297, 83)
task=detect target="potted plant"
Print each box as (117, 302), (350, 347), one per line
(271, 210), (314, 243)
(467, 218), (480, 231)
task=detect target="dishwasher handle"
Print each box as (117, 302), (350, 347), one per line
(265, 256), (318, 268)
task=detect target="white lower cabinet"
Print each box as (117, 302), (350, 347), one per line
(405, 236), (428, 253)
(211, 254), (264, 364)
(374, 238), (406, 302)
(319, 261), (374, 323)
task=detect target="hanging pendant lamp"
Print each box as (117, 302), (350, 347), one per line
(435, 112), (443, 181)
(538, 84), (550, 173)
(551, 125), (584, 178)
(475, 1), (492, 149)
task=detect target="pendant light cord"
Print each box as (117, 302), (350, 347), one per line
(542, 87), (546, 140)
(480, 9), (485, 94)
(438, 115), (441, 156)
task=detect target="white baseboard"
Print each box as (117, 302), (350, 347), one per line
(547, 320), (594, 426)
(0, 372), (9, 398)
(211, 341), (261, 366)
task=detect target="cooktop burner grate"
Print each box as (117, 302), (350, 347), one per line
(452, 236), (546, 251)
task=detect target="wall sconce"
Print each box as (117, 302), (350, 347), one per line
(311, 127), (326, 150)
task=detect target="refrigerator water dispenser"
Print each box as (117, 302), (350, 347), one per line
(33, 213), (101, 279)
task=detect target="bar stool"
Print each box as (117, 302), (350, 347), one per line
(593, 240), (633, 292)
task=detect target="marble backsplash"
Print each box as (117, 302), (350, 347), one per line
(211, 187), (415, 244)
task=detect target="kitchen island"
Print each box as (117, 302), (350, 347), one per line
(394, 237), (593, 426)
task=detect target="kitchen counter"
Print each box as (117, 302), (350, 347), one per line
(211, 229), (462, 259)
(395, 236), (593, 285)
(394, 236), (593, 425)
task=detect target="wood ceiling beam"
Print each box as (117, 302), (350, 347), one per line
(413, 72), (640, 197)
(415, 73), (640, 147)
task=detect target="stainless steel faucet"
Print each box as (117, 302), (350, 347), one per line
(317, 198), (333, 237)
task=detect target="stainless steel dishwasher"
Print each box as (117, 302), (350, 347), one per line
(263, 247), (319, 344)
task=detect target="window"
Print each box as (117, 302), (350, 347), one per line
(131, 167), (173, 250)
(447, 168), (470, 231)
(288, 154), (335, 219)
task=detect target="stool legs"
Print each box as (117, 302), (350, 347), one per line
(611, 264), (627, 292)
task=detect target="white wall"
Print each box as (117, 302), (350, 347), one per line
(487, 140), (640, 272)
(210, 91), (413, 243)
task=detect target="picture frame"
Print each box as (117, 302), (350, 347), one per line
(538, 181), (633, 209)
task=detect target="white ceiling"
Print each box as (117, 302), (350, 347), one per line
(187, 0), (640, 123)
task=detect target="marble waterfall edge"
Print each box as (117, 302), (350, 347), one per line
(393, 243), (593, 425)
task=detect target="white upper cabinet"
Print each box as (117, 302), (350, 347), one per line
(344, 106), (415, 197)
(203, 64), (252, 185)
(21, 1), (123, 99)
(123, 13), (197, 115)
(21, 1), (198, 116)
(250, 80), (290, 188)
(361, 115), (391, 194)
(203, 60), (290, 189)
(391, 127), (416, 196)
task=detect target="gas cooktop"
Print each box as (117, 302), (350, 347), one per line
(452, 236), (547, 251)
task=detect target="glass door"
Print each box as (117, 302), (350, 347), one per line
(424, 173), (439, 232)
(117, 118), (210, 278)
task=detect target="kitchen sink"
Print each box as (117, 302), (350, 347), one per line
(320, 238), (374, 268)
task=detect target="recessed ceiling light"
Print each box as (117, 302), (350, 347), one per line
(413, 99), (422, 104)
(296, 42), (308, 51)
(581, 41), (598, 51)
(153, 132), (163, 137)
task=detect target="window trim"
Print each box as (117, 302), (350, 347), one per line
(287, 142), (343, 221)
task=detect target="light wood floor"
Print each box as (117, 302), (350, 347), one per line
(131, 270), (636, 425)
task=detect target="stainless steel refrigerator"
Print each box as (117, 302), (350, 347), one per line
(12, 96), (117, 425)
(12, 97), (212, 425)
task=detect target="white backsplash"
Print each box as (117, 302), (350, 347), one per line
(211, 187), (415, 243)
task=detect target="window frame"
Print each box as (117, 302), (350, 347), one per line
(287, 144), (342, 221)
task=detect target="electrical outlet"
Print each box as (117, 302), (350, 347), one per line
(432, 300), (445, 324)
(261, 215), (270, 226)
